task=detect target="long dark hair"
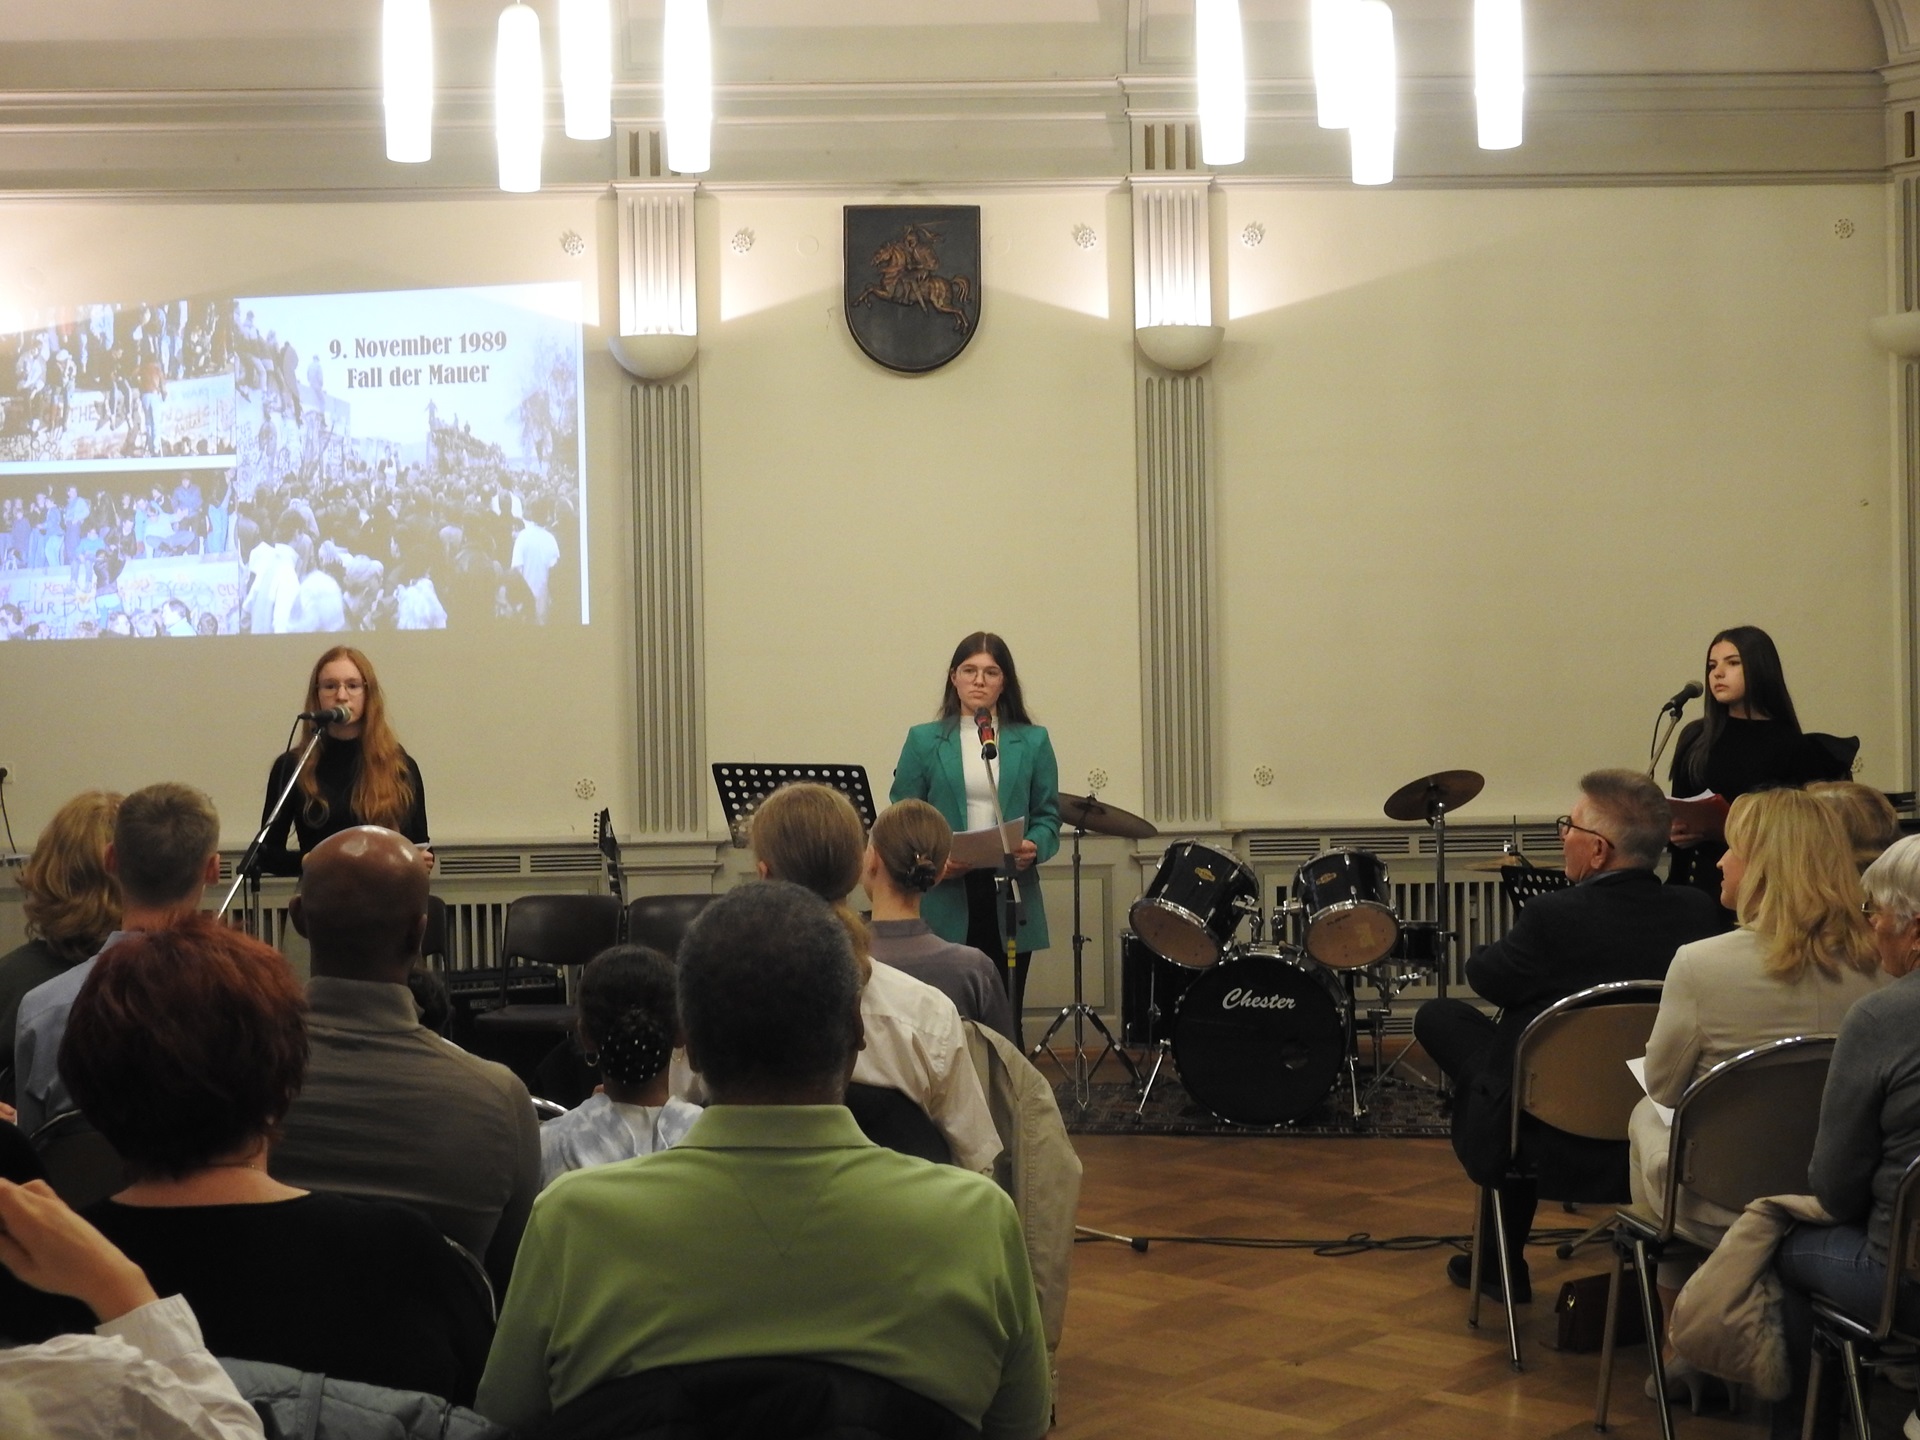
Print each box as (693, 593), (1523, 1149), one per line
(935, 631), (1035, 725)
(1675, 625), (1801, 790)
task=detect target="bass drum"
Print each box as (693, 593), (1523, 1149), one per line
(1172, 947), (1349, 1126)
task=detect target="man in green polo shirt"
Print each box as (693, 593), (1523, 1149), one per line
(475, 880), (1052, 1439)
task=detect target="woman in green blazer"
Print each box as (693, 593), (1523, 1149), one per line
(890, 632), (1061, 1042)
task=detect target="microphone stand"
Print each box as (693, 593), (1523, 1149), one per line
(1647, 702), (1686, 779)
(977, 725), (1023, 987)
(219, 723), (327, 933)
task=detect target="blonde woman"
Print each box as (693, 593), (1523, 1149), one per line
(257, 646), (429, 876)
(1629, 787), (1885, 1401)
(749, 783), (1001, 1175)
(1804, 779), (1901, 871)
(0, 790), (122, 1087)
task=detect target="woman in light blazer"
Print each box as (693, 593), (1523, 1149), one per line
(891, 631), (1061, 1044)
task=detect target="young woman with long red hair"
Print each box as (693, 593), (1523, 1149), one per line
(258, 646), (430, 875)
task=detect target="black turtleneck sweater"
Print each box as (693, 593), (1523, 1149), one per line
(258, 733), (428, 876)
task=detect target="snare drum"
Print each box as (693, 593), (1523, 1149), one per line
(1172, 946), (1349, 1126)
(1130, 841), (1259, 969)
(1366, 920), (1444, 994)
(1291, 849), (1400, 969)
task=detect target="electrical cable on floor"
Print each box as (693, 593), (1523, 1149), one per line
(1076, 1227), (1593, 1257)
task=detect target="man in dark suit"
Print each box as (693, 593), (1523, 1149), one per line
(1414, 768), (1726, 1301)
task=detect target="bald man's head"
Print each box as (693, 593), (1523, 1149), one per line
(290, 826), (430, 983)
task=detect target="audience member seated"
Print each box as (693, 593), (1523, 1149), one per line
(1767, 835), (1920, 1439)
(1412, 769), (1726, 1303)
(748, 783), (1000, 1175)
(270, 826), (540, 1295)
(474, 881), (1051, 1438)
(58, 918), (494, 1403)
(15, 782), (219, 1135)
(1805, 779), (1902, 871)
(539, 945), (700, 1188)
(0, 790), (121, 1095)
(1629, 787), (1883, 1392)
(0, 1176), (266, 1440)
(864, 800), (1017, 1041)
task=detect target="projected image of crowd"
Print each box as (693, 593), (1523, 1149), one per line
(0, 300), (236, 465)
(0, 285), (584, 641)
(230, 392), (580, 636)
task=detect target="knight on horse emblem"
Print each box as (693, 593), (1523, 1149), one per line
(843, 205), (982, 373)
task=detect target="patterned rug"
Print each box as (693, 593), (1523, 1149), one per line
(1044, 1063), (1451, 1138)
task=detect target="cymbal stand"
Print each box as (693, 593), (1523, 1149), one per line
(1429, 789), (1454, 1000)
(1359, 969), (1445, 1109)
(1031, 807), (1140, 1107)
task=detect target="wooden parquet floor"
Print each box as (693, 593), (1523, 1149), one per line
(1056, 1133), (1770, 1439)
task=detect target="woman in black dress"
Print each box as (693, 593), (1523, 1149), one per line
(259, 645), (429, 875)
(1667, 625), (1842, 899)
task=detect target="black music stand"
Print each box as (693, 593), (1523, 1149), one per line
(712, 764), (878, 848)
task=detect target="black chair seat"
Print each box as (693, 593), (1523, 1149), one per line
(535, 1356), (978, 1440)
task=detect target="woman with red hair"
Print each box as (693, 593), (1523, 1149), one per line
(58, 916), (490, 1403)
(257, 645), (430, 875)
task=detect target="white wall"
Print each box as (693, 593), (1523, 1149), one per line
(694, 186), (1145, 829)
(0, 179), (1903, 861)
(1214, 182), (1899, 823)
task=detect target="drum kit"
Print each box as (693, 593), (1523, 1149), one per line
(1110, 769), (1487, 1128)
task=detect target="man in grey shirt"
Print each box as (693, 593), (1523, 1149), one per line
(271, 826), (540, 1294)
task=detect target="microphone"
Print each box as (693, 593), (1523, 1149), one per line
(1661, 680), (1704, 716)
(300, 705), (353, 725)
(974, 707), (997, 761)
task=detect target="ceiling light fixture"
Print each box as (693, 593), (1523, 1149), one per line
(663, 0), (713, 175)
(1310, 0), (1357, 130)
(1196, 0), (1246, 167)
(560, 0), (611, 141)
(495, 3), (544, 192)
(382, 0), (434, 163)
(1474, 0), (1523, 150)
(1348, 0), (1396, 186)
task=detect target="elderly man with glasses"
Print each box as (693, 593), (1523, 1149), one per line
(1413, 768), (1727, 1302)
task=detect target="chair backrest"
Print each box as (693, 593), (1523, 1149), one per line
(843, 1082), (953, 1166)
(443, 1236), (498, 1323)
(625, 893), (718, 957)
(1662, 1035), (1835, 1229)
(540, 1357), (978, 1440)
(500, 894), (623, 971)
(531, 1096), (569, 1122)
(31, 1109), (131, 1209)
(1510, 981), (1664, 1146)
(1871, 1152), (1920, 1340)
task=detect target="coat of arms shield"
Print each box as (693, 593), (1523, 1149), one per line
(843, 205), (982, 374)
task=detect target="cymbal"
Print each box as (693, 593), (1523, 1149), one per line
(1383, 769), (1486, 823)
(1058, 792), (1158, 841)
(1463, 854), (1530, 872)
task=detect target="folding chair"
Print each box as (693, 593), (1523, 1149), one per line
(625, 893), (717, 957)
(1803, 1152), (1920, 1440)
(1470, 979), (1663, 1371)
(1593, 1034), (1835, 1438)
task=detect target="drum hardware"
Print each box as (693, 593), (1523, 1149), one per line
(1382, 769), (1484, 1000)
(1030, 792), (1147, 1108)
(1356, 921), (1449, 1107)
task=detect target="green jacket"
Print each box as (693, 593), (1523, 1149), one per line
(890, 719), (1061, 952)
